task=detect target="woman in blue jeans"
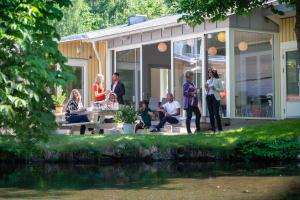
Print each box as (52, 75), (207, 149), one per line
(65, 89), (90, 134)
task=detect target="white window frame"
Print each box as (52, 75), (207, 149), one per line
(108, 28), (230, 117)
(281, 41), (299, 118)
(66, 59), (88, 107)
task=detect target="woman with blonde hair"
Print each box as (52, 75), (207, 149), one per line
(94, 74), (110, 102)
(65, 89), (90, 134)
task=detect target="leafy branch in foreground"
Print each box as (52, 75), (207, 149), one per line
(0, 0), (73, 150)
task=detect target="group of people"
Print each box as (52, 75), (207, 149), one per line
(63, 67), (224, 135)
(139, 68), (224, 134)
(64, 72), (125, 134)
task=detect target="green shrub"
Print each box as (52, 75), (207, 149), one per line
(116, 105), (137, 124)
(237, 139), (300, 160)
(51, 89), (67, 106)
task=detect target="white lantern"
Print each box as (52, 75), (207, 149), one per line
(157, 42), (168, 52)
(238, 41), (248, 51)
(208, 46), (217, 55)
(217, 32), (226, 43)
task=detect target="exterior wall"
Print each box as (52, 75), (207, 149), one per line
(58, 40), (107, 104)
(280, 16), (296, 42)
(108, 8), (278, 49)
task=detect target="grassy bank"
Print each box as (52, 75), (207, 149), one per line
(0, 119), (300, 162)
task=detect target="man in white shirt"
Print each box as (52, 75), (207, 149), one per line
(150, 93), (181, 132)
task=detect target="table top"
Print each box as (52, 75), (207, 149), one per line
(54, 109), (118, 116)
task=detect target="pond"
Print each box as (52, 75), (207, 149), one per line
(0, 162), (299, 200)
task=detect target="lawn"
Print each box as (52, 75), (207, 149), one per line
(0, 119), (300, 161)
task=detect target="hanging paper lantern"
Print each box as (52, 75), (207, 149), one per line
(238, 41), (248, 51)
(217, 32), (226, 43)
(157, 42), (167, 52)
(208, 46), (217, 55)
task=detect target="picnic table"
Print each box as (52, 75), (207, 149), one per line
(55, 109), (118, 134)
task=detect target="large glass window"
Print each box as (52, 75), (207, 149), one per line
(173, 38), (202, 112)
(116, 48), (140, 106)
(286, 50), (300, 101)
(206, 32), (227, 117)
(235, 31), (274, 117)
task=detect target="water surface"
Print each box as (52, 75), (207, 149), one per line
(0, 162), (299, 200)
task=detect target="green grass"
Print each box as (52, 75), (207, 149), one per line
(1, 119), (300, 161)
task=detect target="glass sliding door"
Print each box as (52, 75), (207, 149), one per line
(206, 32), (227, 117)
(173, 38), (203, 114)
(234, 31), (274, 118)
(116, 48), (140, 107)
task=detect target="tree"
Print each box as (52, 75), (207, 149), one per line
(88, 0), (172, 29)
(175, 0), (299, 54)
(0, 0), (73, 150)
(56, 0), (100, 37)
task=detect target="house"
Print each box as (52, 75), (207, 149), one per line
(58, 3), (299, 120)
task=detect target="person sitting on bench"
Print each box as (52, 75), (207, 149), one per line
(150, 93), (181, 132)
(65, 89), (91, 135)
(101, 92), (119, 123)
(137, 100), (155, 129)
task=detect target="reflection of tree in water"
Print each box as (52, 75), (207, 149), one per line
(0, 162), (299, 191)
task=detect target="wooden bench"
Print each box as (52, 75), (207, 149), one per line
(58, 121), (118, 134)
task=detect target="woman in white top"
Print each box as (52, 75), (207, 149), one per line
(205, 69), (224, 132)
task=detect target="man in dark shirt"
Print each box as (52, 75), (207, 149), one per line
(111, 72), (125, 105)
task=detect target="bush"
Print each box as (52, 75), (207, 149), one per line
(237, 139), (300, 160)
(116, 105), (137, 124)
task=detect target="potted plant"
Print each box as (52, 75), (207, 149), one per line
(51, 89), (67, 113)
(116, 105), (137, 134)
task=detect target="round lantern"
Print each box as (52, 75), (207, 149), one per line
(157, 42), (167, 52)
(217, 32), (226, 43)
(208, 46), (217, 55)
(238, 41), (248, 51)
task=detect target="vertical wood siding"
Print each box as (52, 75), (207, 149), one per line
(58, 40), (107, 104)
(280, 16), (296, 42)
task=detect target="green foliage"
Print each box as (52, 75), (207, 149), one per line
(0, 119), (300, 161)
(51, 89), (67, 106)
(56, 0), (100, 36)
(87, 0), (174, 29)
(116, 105), (137, 124)
(237, 140), (300, 160)
(175, 0), (295, 26)
(0, 0), (73, 150)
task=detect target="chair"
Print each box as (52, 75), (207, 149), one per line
(148, 97), (159, 111)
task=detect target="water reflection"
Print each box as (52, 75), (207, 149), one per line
(0, 162), (299, 200)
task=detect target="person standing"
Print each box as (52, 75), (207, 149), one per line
(183, 71), (201, 134)
(205, 69), (224, 133)
(93, 74), (109, 102)
(111, 72), (125, 105)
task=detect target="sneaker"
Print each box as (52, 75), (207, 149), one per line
(150, 128), (158, 132)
